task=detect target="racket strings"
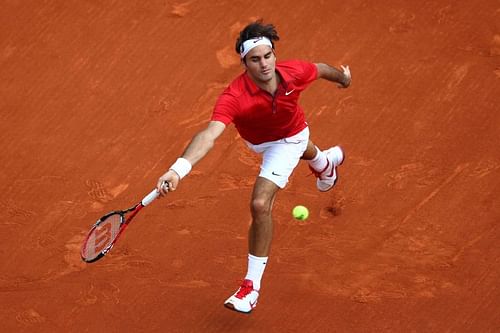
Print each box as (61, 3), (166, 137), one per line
(82, 214), (122, 261)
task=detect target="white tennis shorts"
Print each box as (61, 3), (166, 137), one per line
(245, 127), (310, 188)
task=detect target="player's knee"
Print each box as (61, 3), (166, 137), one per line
(250, 197), (271, 217)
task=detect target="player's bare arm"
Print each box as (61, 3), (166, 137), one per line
(157, 120), (226, 194)
(181, 120), (226, 165)
(315, 63), (351, 88)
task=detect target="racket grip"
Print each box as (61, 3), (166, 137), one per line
(142, 188), (160, 206)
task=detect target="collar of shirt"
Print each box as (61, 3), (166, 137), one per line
(242, 65), (292, 96)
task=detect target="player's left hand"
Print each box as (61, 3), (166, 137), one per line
(338, 65), (351, 88)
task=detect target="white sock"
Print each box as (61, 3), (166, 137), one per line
(244, 254), (268, 291)
(308, 147), (328, 172)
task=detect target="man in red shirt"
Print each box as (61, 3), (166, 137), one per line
(156, 21), (351, 313)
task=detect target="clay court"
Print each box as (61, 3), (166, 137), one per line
(1, 1), (499, 332)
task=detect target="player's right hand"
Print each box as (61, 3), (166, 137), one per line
(339, 65), (351, 88)
(157, 170), (180, 196)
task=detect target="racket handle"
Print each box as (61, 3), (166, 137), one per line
(142, 188), (159, 206)
(141, 182), (168, 207)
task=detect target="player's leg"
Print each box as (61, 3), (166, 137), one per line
(301, 140), (318, 160)
(224, 177), (279, 314)
(302, 139), (344, 192)
(224, 129), (309, 313)
(248, 176), (279, 257)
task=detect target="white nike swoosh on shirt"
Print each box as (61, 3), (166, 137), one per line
(285, 89), (295, 95)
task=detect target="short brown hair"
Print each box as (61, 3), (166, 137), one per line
(235, 20), (280, 60)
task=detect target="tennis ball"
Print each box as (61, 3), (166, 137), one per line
(292, 205), (309, 220)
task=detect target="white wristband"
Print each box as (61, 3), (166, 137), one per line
(169, 157), (192, 179)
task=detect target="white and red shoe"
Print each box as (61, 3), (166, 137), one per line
(310, 146), (344, 192)
(224, 279), (259, 313)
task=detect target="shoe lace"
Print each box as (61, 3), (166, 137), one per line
(235, 280), (254, 299)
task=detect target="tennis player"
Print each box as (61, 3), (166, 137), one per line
(156, 20), (351, 313)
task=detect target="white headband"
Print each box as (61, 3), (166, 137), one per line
(239, 37), (273, 59)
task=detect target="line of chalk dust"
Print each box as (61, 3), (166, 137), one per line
(393, 162), (470, 232)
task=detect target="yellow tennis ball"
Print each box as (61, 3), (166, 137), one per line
(292, 205), (309, 220)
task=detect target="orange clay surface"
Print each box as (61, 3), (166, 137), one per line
(1, 1), (499, 332)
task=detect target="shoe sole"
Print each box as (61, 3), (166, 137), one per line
(319, 146), (345, 192)
(333, 146), (345, 166)
(224, 302), (253, 314)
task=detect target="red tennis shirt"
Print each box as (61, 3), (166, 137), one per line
(211, 60), (318, 145)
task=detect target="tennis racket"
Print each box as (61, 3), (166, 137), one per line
(81, 184), (167, 263)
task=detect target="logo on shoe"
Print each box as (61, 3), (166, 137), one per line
(249, 299), (258, 308)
